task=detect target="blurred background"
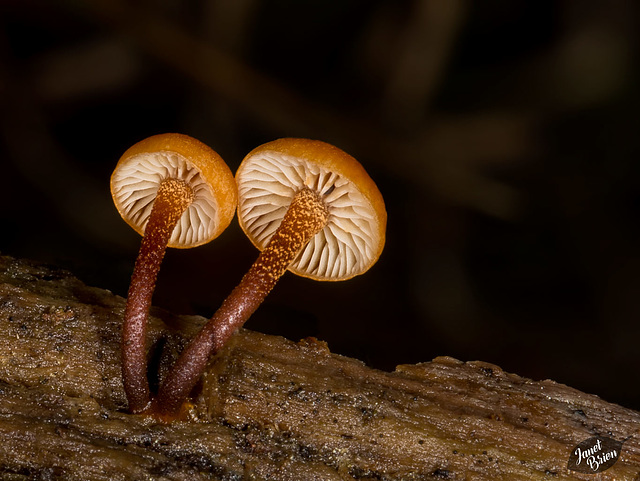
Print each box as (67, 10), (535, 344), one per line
(1, 0), (639, 410)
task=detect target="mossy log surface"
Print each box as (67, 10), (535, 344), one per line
(0, 254), (638, 480)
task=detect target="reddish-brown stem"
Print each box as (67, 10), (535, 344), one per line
(154, 188), (329, 418)
(122, 178), (194, 413)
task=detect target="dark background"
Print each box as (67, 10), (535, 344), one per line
(1, 1), (639, 410)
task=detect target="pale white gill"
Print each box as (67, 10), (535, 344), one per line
(237, 149), (384, 280)
(111, 151), (219, 248)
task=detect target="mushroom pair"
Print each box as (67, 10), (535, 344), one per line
(112, 134), (387, 417)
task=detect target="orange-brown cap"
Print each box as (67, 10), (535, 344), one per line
(236, 138), (386, 281)
(111, 133), (237, 248)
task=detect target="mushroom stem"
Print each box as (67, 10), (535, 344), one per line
(155, 188), (329, 417)
(122, 178), (194, 413)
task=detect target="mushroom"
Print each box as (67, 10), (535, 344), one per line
(111, 133), (237, 413)
(155, 138), (386, 417)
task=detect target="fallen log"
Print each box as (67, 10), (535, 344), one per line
(0, 254), (638, 480)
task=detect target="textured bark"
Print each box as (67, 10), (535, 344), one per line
(0, 254), (638, 480)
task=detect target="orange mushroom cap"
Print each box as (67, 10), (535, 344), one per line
(110, 133), (237, 248)
(236, 138), (387, 281)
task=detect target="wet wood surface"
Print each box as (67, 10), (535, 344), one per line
(0, 254), (638, 480)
